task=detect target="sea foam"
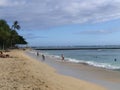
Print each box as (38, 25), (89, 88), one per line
(66, 57), (120, 70)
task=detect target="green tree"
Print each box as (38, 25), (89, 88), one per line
(10, 30), (19, 47)
(0, 19), (27, 50)
(0, 20), (11, 49)
(17, 36), (27, 44)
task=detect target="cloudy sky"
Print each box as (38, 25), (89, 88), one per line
(1, 0), (120, 46)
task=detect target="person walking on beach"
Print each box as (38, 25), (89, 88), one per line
(61, 54), (64, 61)
(42, 54), (45, 61)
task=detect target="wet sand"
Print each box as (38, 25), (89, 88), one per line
(0, 49), (105, 90)
(27, 50), (120, 90)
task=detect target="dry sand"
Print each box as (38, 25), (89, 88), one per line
(0, 50), (106, 90)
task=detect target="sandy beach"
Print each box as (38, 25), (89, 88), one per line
(0, 49), (106, 90)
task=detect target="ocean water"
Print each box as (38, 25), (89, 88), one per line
(37, 48), (120, 70)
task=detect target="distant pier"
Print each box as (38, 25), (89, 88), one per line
(35, 47), (120, 50)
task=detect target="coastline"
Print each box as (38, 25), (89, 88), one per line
(27, 50), (120, 90)
(35, 49), (120, 70)
(0, 49), (106, 90)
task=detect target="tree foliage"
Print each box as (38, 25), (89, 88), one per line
(0, 19), (27, 49)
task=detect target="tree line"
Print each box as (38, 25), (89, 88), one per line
(0, 19), (27, 50)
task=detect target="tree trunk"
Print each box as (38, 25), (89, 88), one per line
(2, 42), (4, 50)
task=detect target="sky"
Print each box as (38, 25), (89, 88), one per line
(1, 0), (120, 46)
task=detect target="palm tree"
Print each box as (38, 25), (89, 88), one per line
(10, 21), (20, 48)
(11, 21), (21, 30)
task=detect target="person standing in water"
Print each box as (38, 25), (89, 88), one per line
(61, 54), (64, 61)
(37, 52), (39, 56)
(114, 58), (117, 62)
(42, 54), (45, 61)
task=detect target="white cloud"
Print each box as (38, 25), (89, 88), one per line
(0, 0), (9, 6)
(0, 0), (26, 7)
(78, 29), (113, 35)
(0, 0), (120, 29)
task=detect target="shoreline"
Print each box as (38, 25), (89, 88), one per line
(35, 49), (120, 70)
(27, 50), (120, 90)
(0, 49), (106, 90)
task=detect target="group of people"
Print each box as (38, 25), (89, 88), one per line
(37, 52), (45, 61)
(0, 51), (10, 58)
(37, 52), (118, 63)
(36, 52), (65, 62)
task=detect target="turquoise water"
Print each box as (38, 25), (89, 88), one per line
(38, 49), (120, 70)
